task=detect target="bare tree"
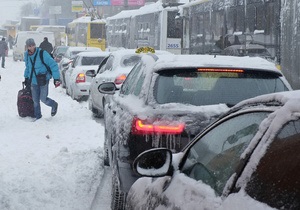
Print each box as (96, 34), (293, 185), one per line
(20, 2), (35, 17)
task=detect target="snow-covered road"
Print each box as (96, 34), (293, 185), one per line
(0, 51), (111, 210)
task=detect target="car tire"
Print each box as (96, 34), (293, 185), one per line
(70, 87), (76, 100)
(111, 171), (126, 210)
(88, 94), (93, 111)
(103, 136), (110, 166)
(90, 95), (104, 118)
(61, 73), (66, 88)
(104, 112), (111, 166)
(66, 87), (70, 96)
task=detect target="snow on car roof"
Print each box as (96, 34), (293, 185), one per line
(149, 54), (282, 73)
(67, 46), (102, 52)
(109, 49), (138, 55)
(234, 89), (300, 110)
(76, 51), (110, 57)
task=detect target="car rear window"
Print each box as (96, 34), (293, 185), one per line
(71, 51), (83, 58)
(121, 55), (141, 67)
(81, 56), (106, 65)
(154, 69), (289, 107)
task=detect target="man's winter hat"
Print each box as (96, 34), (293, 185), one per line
(26, 38), (35, 47)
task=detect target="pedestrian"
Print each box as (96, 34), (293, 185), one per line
(0, 37), (8, 68)
(39, 37), (54, 57)
(23, 38), (61, 120)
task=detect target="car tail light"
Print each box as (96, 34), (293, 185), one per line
(198, 68), (244, 73)
(76, 73), (85, 83)
(132, 117), (185, 135)
(114, 74), (127, 85)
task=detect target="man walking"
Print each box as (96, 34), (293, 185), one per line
(24, 38), (61, 120)
(39, 37), (54, 56)
(0, 37), (8, 68)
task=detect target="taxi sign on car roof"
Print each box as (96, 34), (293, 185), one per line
(135, 46), (155, 54)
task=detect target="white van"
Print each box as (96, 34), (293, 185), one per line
(13, 31), (55, 61)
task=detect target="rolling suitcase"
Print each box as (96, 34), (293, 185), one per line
(17, 83), (35, 118)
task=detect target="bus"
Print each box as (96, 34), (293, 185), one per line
(2, 24), (17, 38)
(66, 16), (106, 51)
(178, 0), (280, 59)
(281, 0), (300, 89)
(106, 1), (183, 54)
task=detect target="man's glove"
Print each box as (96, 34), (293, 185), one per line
(54, 79), (61, 88)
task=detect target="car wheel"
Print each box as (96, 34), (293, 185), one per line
(103, 135), (109, 166)
(90, 94), (104, 118)
(111, 171), (126, 210)
(70, 87), (76, 100)
(88, 94), (93, 111)
(61, 73), (66, 88)
(66, 87), (70, 96)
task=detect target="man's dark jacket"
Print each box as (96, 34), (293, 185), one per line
(0, 40), (8, 56)
(39, 40), (53, 55)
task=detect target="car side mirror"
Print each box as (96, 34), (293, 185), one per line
(98, 82), (116, 94)
(133, 148), (173, 177)
(86, 70), (96, 77)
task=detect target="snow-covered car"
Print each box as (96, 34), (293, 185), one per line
(127, 90), (300, 210)
(222, 44), (273, 59)
(52, 46), (69, 63)
(87, 48), (172, 117)
(58, 46), (102, 88)
(98, 54), (292, 209)
(64, 51), (109, 101)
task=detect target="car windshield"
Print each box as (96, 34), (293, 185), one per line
(154, 70), (289, 107)
(71, 51), (84, 58)
(56, 47), (68, 55)
(81, 56), (106, 65)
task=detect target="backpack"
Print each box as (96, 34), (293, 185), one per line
(39, 49), (52, 75)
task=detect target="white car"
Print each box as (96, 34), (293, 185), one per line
(58, 46), (102, 88)
(64, 51), (110, 101)
(87, 48), (172, 117)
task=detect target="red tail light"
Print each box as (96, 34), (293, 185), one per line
(197, 68), (244, 73)
(114, 74), (127, 85)
(132, 117), (185, 135)
(76, 73), (85, 83)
